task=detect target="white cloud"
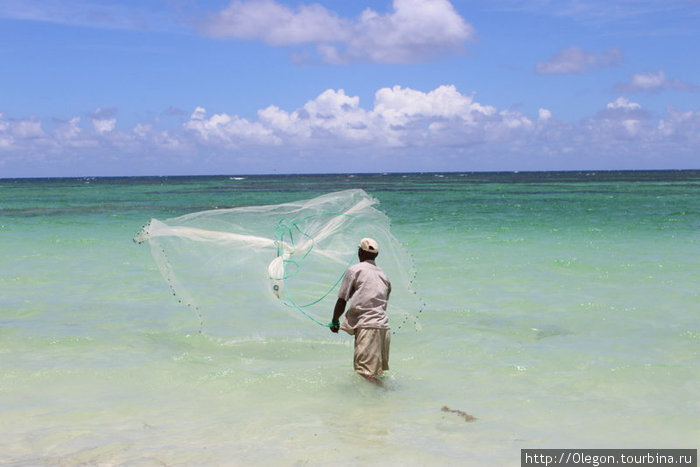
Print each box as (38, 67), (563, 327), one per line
(657, 108), (700, 139)
(0, 115), (53, 172)
(184, 106), (280, 146)
(203, 0), (350, 44)
(585, 97), (651, 141)
(202, 0), (475, 64)
(257, 89), (385, 145)
(12, 119), (46, 139)
(536, 46), (622, 74)
(55, 117), (82, 140)
(630, 70), (667, 91)
(0, 114), (47, 147)
(602, 97), (645, 123)
(615, 69), (698, 93)
(374, 85), (495, 125)
(92, 118), (116, 134)
(341, 0), (474, 63)
(2, 86), (700, 175)
(88, 107), (118, 134)
(187, 85), (520, 150)
(606, 97), (641, 111)
(178, 85), (655, 164)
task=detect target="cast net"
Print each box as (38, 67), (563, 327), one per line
(134, 189), (422, 339)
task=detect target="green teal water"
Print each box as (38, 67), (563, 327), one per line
(1, 172), (698, 465)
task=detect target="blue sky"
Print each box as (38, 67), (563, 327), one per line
(1, 0), (699, 177)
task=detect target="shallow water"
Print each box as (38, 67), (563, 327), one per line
(1, 172), (698, 465)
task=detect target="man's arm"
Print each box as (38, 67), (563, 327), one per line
(330, 298), (346, 333)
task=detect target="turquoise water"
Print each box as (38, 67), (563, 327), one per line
(1, 172), (698, 465)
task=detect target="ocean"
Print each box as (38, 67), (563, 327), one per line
(1, 171), (698, 466)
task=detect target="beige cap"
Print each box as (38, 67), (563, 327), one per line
(359, 237), (379, 253)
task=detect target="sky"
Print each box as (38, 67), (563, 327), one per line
(0, 0), (699, 177)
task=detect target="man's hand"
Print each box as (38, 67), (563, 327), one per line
(330, 298), (346, 334)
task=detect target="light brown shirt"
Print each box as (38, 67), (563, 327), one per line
(338, 260), (391, 333)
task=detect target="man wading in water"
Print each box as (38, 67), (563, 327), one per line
(330, 238), (391, 385)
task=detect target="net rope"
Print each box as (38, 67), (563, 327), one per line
(134, 189), (422, 338)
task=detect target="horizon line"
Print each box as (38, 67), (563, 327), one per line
(2, 167), (699, 182)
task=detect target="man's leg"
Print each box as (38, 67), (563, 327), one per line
(353, 328), (390, 379)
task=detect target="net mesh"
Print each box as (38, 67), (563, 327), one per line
(134, 189), (422, 339)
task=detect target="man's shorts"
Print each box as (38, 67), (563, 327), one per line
(353, 328), (391, 377)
